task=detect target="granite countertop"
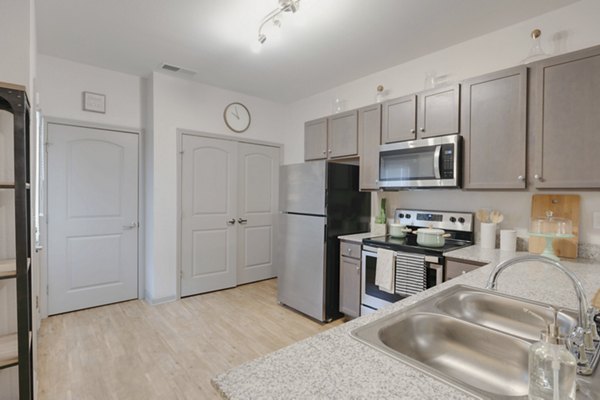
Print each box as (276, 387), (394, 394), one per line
(337, 232), (377, 244)
(213, 250), (600, 399)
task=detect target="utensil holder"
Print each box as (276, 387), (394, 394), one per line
(480, 222), (497, 249)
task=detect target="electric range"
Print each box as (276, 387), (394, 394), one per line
(360, 209), (474, 315)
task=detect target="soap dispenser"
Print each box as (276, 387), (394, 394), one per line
(525, 307), (577, 400)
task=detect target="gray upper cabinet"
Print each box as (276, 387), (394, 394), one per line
(418, 84), (460, 138)
(382, 94), (416, 143)
(358, 104), (382, 191)
(304, 118), (328, 161)
(531, 46), (600, 189)
(462, 66), (527, 190)
(328, 110), (358, 159)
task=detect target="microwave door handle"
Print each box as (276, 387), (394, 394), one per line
(433, 145), (442, 179)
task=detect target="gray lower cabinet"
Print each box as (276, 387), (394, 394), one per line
(531, 45), (600, 188)
(339, 240), (361, 318)
(382, 94), (416, 143)
(358, 104), (382, 190)
(304, 118), (328, 161)
(445, 258), (486, 281)
(462, 66), (527, 189)
(418, 84), (460, 138)
(328, 110), (358, 159)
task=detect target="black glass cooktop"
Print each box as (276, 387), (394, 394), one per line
(363, 234), (473, 255)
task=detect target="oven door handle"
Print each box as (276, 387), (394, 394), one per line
(433, 145), (442, 179)
(429, 263), (444, 286)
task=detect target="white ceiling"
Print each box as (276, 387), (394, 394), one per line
(36, 0), (577, 103)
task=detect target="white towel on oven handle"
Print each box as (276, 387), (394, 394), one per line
(375, 248), (395, 294)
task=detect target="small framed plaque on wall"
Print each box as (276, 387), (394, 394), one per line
(82, 91), (106, 113)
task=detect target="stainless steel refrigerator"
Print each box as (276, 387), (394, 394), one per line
(277, 160), (371, 322)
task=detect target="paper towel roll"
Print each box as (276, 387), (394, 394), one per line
(500, 229), (517, 252)
(480, 222), (497, 249)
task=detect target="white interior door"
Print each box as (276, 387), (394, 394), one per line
(236, 143), (280, 284)
(180, 135), (237, 296)
(47, 124), (139, 315)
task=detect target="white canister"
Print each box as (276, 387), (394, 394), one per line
(480, 222), (497, 249)
(500, 229), (517, 252)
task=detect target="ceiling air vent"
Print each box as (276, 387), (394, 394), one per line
(159, 63), (197, 76)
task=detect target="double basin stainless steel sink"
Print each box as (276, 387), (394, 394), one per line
(351, 285), (582, 399)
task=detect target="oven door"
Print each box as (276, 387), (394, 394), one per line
(379, 135), (460, 188)
(361, 247), (404, 312)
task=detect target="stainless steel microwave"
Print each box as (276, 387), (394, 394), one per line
(379, 135), (461, 189)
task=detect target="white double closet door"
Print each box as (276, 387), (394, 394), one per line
(180, 134), (280, 297)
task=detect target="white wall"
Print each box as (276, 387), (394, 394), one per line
(36, 55), (142, 129)
(286, 0), (600, 246)
(0, 0), (33, 90)
(146, 72), (287, 301)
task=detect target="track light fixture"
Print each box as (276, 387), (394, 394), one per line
(257, 0), (301, 45)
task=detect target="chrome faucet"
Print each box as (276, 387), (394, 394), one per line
(486, 254), (599, 375)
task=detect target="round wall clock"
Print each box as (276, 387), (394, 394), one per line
(223, 102), (251, 133)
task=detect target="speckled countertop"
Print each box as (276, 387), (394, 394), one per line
(337, 232), (377, 243)
(213, 247), (600, 399)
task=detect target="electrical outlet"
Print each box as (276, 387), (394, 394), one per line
(594, 212), (600, 230)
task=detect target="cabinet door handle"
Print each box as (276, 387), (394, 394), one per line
(227, 218), (236, 225)
(410, 129), (415, 134)
(534, 174), (542, 181)
(122, 222), (139, 230)
(328, 149), (332, 153)
(420, 127), (425, 132)
(346, 248), (352, 255)
(355, 265), (360, 272)
(238, 218), (248, 224)
(518, 175), (525, 181)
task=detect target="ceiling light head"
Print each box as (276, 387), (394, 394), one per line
(258, 34), (267, 44)
(280, 0), (299, 13)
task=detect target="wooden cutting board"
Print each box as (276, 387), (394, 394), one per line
(529, 194), (580, 258)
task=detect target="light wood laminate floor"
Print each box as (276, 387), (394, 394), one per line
(37, 279), (343, 400)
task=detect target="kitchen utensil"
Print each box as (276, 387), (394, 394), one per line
(489, 210), (504, 224)
(529, 195), (580, 258)
(389, 223), (411, 238)
(476, 209), (490, 223)
(415, 227), (451, 248)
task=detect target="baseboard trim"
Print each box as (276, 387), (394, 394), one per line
(144, 292), (177, 306)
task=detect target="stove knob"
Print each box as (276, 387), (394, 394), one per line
(398, 213), (404, 219)
(405, 214), (411, 219)
(458, 217), (465, 223)
(449, 217), (457, 223)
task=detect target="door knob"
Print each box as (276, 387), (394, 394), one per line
(122, 222), (139, 230)
(227, 218), (236, 225)
(238, 218), (248, 224)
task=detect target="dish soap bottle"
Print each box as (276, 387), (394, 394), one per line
(525, 307), (576, 400)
